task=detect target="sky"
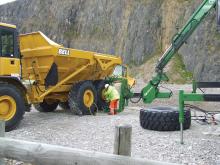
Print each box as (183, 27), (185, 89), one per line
(0, 0), (16, 5)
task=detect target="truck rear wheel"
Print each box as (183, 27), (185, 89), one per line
(140, 106), (191, 131)
(34, 99), (59, 112)
(95, 80), (109, 111)
(0, 82), (25, 132)
(69, 81), (97, 115)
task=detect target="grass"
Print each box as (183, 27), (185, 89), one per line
(166, 53), (193, 84)
(128, 52), (193, 84)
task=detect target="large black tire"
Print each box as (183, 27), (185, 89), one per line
(34, 99), (59, 112)
(68, 81), (97, 115)
(140, 106), (191, 131)
(59, 101), (70, 110)
(0, 82), (25, 132)
(95, 80), (109, 111)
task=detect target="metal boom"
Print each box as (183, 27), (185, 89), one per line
(141, 0), (217, 104)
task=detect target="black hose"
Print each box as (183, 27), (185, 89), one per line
(130, 97), (142, 104)
(185, 104), (220, 114)
(31, 61), (45, 93)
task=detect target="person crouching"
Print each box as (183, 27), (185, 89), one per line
(104, 84), (120, 115)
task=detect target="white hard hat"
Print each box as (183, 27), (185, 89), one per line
(105, 84), (109, 88)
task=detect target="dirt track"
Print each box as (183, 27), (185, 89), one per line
(5, 84), (220, 165)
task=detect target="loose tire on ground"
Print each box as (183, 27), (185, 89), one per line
(59, 101), (70, 110)
(0, 82), (25, 132)
(68, 81), (97, 115)
(140, 106), (191, 131)
(34, 99), (59, 112)
(94, 80), (109, 111)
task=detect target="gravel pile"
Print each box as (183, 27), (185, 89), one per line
(4, 84), (220, 165)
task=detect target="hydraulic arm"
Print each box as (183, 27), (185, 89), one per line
(141, 0), (217, 104)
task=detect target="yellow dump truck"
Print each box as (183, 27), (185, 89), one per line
(0, 22), (134, 131)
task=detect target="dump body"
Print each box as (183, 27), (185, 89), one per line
(20, 31), (121, 85)
(19, 31), (122, 103)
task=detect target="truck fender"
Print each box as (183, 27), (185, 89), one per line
(0, 76), (27, 93)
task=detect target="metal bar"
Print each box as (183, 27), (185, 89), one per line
(157, 92), (172, 99)
(180, 124), (184, 145)
(38, 64), (90, 100)
(182, 93), (204, 101)
(203, 94), (220, 101)
(183, 93), (220, 102)
(179, 90), (184, 145)
(0, 120), (5, 165)
(118, 78), (128, 112)
(196, 82), (220, 88)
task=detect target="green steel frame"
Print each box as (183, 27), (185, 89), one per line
(179, 90), (204, 144)
(106, 76), (133, 112)
(179, 81), (220, 143)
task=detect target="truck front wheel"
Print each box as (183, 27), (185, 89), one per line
(0, 82), (25, 132)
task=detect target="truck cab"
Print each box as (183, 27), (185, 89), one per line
(0, 23), (27, 132)
(0, 23), (20, 77)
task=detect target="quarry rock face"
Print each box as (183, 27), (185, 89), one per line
(0, 0), (219, 81)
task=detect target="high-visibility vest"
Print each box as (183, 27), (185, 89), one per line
(104, 86), (120, 101)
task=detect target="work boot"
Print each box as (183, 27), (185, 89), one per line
(108, 109), (115, 115)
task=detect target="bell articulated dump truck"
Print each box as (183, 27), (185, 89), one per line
(0, 23), (135, 131)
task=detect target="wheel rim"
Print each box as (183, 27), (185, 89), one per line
(0, 95), (16, 121)
(83, 90), (94, 108)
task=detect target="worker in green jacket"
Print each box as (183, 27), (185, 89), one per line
(104, 84), (120, 115)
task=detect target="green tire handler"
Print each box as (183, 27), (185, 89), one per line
(109, 0), (220, 144)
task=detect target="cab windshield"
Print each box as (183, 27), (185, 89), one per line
(112, 65), (127, 77)
(0, 29), (14, 57)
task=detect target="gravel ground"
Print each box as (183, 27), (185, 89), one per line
(4, 84), (220, 165)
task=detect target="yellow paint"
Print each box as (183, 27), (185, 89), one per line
(20, 31), (122, 87)
(0, 95), (16, 121)
(122, 65), (136, 87)
(127, 75), (136, 88)
(0, 22), (16, 29)
(0, 58), (20, 76)
(83, 89), (94, 108)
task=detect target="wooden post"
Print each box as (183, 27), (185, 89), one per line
(114, 124), (132, 156)
(0, 120), (5, 165)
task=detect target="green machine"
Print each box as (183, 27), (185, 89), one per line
(111, 0), (220, 144)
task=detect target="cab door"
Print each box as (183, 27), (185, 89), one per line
(112, 65), (136, 88)
(0, 26), (20, 76)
